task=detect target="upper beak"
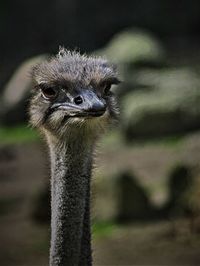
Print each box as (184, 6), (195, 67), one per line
(78, 89), (106, 116)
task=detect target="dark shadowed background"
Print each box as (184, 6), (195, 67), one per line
(1, 1), (200, 265)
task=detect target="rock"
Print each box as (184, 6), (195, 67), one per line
(0, 55), (46, 125)
(116, 171), (153, 222)
(97, 29), (165, 69)
(164, 165), (194, 217)
(92, 171), (153, 222)
(121, 68), (200, 140)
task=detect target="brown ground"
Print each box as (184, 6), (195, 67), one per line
(1, 132), (200, 265)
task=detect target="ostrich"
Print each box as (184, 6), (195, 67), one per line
(29, 48), (120, 266)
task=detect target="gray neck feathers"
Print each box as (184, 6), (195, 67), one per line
(47, 135), (93, 266)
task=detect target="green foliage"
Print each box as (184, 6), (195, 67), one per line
(0, 125), (39, 144)
(92, 221), (117, 238)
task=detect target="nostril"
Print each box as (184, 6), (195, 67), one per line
(74, 95), (83, 105)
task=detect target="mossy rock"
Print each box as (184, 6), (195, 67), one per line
(97, 29), (165, 68)
(121, 68), (200, 140)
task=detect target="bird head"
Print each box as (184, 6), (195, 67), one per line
(29, 48), (120, 140)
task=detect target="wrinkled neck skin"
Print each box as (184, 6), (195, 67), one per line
(46, 131), (95, 266)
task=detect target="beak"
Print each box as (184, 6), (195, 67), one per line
(78, 89), (106, 116)
(51, 89), (106, 117)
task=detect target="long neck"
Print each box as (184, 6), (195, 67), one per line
(48, 136), (93, 266)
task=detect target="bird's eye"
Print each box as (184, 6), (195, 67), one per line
(101, 83), (111, 95)
(41, 86), (57, 100)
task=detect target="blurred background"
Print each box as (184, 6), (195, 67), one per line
(1, 0), (200, 265)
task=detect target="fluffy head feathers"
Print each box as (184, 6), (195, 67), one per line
(29, 48), (120, 141)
